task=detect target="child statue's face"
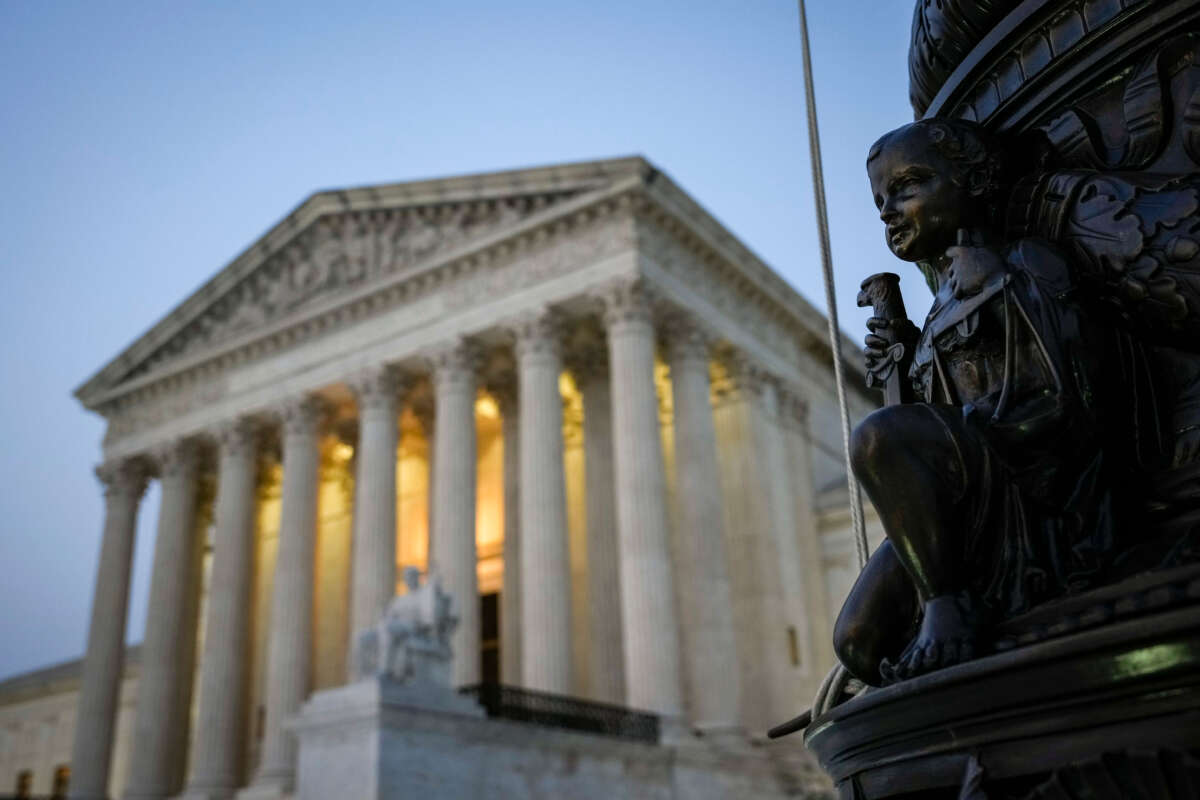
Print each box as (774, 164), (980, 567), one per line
(868, 126), (973, 263)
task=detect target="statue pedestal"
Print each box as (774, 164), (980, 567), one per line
(290, 676), (485, 800)
(805, 565), (1200, 799)
(292, 677), (832, 799)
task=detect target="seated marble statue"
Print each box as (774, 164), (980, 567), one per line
(833, 119), (1147, 685)
(353, 566), (457, 685)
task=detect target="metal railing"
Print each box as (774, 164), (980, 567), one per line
(459, 683), (659, 744)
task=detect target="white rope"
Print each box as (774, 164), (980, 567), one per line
(797, 0), (869, 570)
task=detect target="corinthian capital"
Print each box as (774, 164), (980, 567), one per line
(215, 417), (261, 458)
(95, 457), (150, 501)
(275, 395), (329, 437)
(595, 276), (659, 329)
(425, 339), (482, 393)
(721, 350), (771, 400)
(510, 308), (565, 362)
(151, 438), (200, 479)
(662, 312), (711, 368)
(350, 365), (403, 413)
(776, 384), (810, 429)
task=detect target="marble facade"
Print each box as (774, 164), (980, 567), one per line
(0, 157), (878, 799)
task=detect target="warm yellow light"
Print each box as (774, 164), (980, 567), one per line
(331, 442), (354, 463)
(476, 395), (499, 419)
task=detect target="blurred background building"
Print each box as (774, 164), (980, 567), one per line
(0, 156), (881, 798)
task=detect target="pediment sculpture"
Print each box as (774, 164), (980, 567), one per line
(126, 193), (573, 381)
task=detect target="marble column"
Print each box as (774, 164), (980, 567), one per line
(575, 354), (625, 705)
(429, 342), (480, 687)
(124, 440), (202, 800)
(249, 397), (325, 795)
(495, 385), (522, 686)
(713, 355), (795, 735)
(69, 458), (149, 800)
(180, 420), (259, 800)
(666, 320), (741, 731)
(600, 279), (683, 715)
(349, 366), (400, 639)
(779, 387), (833, 682)
(758, 381), (812, 702)
(514, 311), (573, 695)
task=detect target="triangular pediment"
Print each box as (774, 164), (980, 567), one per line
(77, 156), (650, 405)
(126, 190), (578, 380)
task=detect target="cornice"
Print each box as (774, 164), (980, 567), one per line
(631, 175), (871, 397)
(75, 156), (651, 406)
(0, 645), (143, 707)
(88, 157), (877, 446)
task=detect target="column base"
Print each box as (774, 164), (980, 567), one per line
(691, 721), (752, 752)
(657, 714), (691, 747)
(173, 787), (237, 800)
(233, 777), (292, 800)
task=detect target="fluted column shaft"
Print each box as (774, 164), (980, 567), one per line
(350, 367), (400, 637)
(70, 460), (148, 800)
(430, 343), (480, 687)
(779, 389), (832, 684)
(602, 280), (683, 715)
(715, 357), (799, 734)
(125, 441), (202, 800)
(497, 388), (522, 685)
(182, 421), (259, 800)
(515, 313), (572, 694)
(578, 365), (625, 705)
(667, 324), (741, 729)
(253, 398), (324, 791)
(758, 381), (810, 707)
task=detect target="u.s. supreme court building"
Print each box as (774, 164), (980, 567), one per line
(0, 157), (880, 799)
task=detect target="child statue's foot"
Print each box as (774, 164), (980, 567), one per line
(879, 593), (978, 684)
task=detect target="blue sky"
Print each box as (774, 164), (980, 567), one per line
(0, 1), (915, 680)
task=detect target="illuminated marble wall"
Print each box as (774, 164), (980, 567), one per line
(396, 407), (430, 580)
(561, 372), (590, 697)
(475, 395), (504, 597)
(312, 441), (353, 692)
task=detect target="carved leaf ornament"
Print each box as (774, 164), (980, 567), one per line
(1042, 34), (1199, 171)
(1063, 177), (1199, 333)
(1029, 34), (1200, 342)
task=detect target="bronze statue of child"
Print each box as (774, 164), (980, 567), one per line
(833, 119), (1142, 685)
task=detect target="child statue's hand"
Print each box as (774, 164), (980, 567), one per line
(946, 229), (1006, 299)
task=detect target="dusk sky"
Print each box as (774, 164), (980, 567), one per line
(0, 1), (915, 680)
